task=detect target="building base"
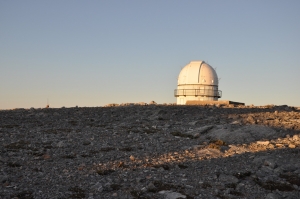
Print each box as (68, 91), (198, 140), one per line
(185, 100), (245, 106)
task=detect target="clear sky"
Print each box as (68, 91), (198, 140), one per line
(1, 0), (299, 109)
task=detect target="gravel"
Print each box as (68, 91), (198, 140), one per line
(1, 104), (300, 199)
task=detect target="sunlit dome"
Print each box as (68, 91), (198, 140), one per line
(178, 61), (219, 86)
(174, 61), (222, 105)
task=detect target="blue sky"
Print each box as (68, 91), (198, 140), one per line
(1, 0), (299, 109)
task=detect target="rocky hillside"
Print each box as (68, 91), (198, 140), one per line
(1, 104), (300, 199)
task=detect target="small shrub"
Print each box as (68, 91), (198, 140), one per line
(8, 162), (22, 167)
(96, 169), (115, 175)
(178, 164), (188, 169)
(68, 186), (85, 199)
(201, 182), (212, 189)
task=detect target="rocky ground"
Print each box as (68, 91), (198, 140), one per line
(1, 104), (300, 199)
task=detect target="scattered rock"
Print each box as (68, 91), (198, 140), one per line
(264, 159), (277, 169)
(218, 174), (239, 184)
(130, 155), (135, 161)
(149, 101), (157, 105)
(159, 190), (186, 199)
(266, 193), (281, 199)
(57, 141), (65, 148)
(289, 144), (296, 148)
(1, 105), (300, 198)
(292, 134), (299, 141)
(208, 125), (277, 145)
(257, 141), (270, 145)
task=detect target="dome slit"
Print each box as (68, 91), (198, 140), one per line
(198, 61), (204, 83)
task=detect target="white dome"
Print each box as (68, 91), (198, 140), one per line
(178, 61), (218, 86)
(175, 61), (221, 104)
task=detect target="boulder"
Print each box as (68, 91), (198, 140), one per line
(207, 125), (277, 145)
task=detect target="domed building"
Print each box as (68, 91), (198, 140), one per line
(174, 61), (222, 105)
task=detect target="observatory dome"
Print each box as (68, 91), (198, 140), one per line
(174, 61), (222, 105)
(177, 61), (219, 86)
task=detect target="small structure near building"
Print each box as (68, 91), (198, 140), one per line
(174, 61), (244, 106)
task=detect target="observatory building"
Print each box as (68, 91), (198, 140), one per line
(174, 61), (222, 105)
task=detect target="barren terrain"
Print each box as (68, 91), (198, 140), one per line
(1, 104), (300, 199)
